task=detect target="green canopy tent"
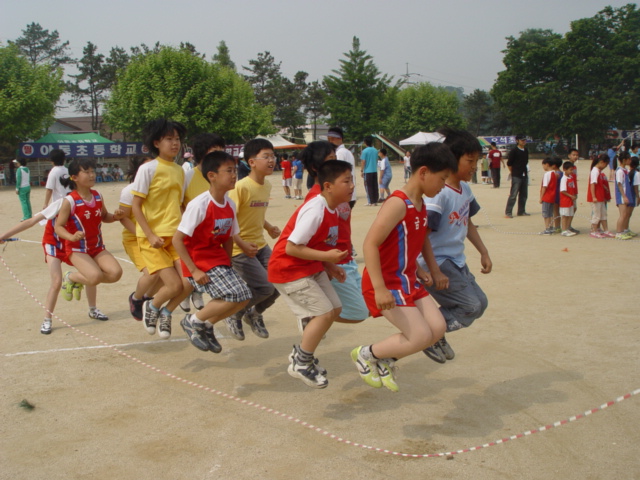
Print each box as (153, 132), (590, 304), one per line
(34, 132), (114, 144)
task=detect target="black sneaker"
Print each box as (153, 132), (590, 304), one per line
(157, 312), (171, 339)
(224, 312), (245, 341)
(129, 292), (144, 321)
(288, 348), (326, 375)
(203, 322), (222, 353)
(242, 308), (269, 339)
(142, 300), (159, 335)
(517, 212), (531, 216)
(438, 335), (455, 360)
(287, 351), (328, 389)
(180, 314), (209, 351)
(423, 343), (446, 363)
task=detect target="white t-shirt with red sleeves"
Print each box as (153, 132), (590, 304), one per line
(560, 174), (577, 208)
(177, 191), (239, 276)
(267, 195), (339, 284)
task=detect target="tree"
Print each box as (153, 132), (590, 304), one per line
(68, 42), (107, 131)
(385, 82), (465, 139)
(0, 45), (65, 155)
(304, 80), (328, 140)
(9, 22), (72, 68)
(213, 41), (235, 70)
(324, 37), (399, 141)
(104, 46), (274, 142)
(462, 89), (497, 135)
(492, 5), (640, 152)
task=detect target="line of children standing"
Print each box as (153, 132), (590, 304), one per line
(613, 151), (638, 240)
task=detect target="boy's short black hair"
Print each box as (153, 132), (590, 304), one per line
(328, 126), (344, 139)
(380, 148), (387, 156)
(568, 148), (579, 155)
(244, 138), (274, 161)
(562, 161), (575, 170)
(142, 118), (187, 157)
(490, 141), (497, 147)
(410, 142), (457, 174)
(17, 158), (27, 166)
(300, 140), (336, 178)
(542, 157), (553, 165)
(201, 151), (235, 180)
(515, 134), (527, 140)
(190, 133), (225, 163)
(281, 153), (289, 160)
(318, 160), (352, 189)
(437, 127), (482, 160)
(364, 135), (373, 147)
(553, 157), (563, 168)
(50, 149), (66, 166)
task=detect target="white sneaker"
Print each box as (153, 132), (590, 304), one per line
(191, 291), (204, 310)
(179, 297), (191, 313)
(40, 319), (52, 335)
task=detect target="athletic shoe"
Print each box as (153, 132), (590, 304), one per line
(569, 227), (580, 234)
(129, 292), (144, 321)
(377, 358), (399, 392)
(625, 230), (638, 237)
(242, 308), (269, 339)
(517, 212), (531, 216)
(191, 291), (204, 310)
(88, 309), (109, 321)
(438, 336), (455, 360)
(157, 312), (172, 339)
(142, 300), (159, 335)
(40, 319), (52, 335)
(554, 227), (562, 233)
(287, 351), (328, 389)
(615, 232), (633, 240)
(590, 231), (605, 238)
(179, 314), (209, 352)
(224, 312), (245, 341)
(602, 231), (616, 238)
(561, 230), (577, 237)
(423, 343), (446, 363)
(504, 214), (513, 219)
(350, 346), (382, 388)
(73, 282), (84, 301)
(61, 271), (74, 301)
(288, 349), (327, 375)
(540, 228), (553, 235)
(179, 297), (191, 313)
(203, 322), (222, 353)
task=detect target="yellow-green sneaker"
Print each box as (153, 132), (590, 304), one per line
(350, 346), (382, 388)
(377, 359), (399, 392)
(73, 282), (84, 301)
(61, 271), (74, 301)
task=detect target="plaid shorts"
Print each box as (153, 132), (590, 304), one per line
(187, 265), (252, 303)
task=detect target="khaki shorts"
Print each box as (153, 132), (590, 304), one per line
(273, 272), (341, 321)
(591, 202), (607, 224)
(138, 236), (179, 274)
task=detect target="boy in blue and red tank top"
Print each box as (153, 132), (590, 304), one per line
(351, 142), (457, 392)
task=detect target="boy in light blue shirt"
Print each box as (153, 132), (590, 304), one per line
(418, 128), (493, 364)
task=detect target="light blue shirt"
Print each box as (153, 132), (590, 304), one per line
(361, 147), (378, 174)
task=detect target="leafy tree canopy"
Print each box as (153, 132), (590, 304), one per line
(9, 22), (72, 68)
(213, 41), (235, 71)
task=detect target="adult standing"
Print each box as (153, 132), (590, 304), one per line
(403, 151), (411, 183)
(360, 135), (379, 206)
(327, 127), (357, 208)
(488, 142), (505, 188)
(15, 158), (32, 220)
(504, 135), (530, 218)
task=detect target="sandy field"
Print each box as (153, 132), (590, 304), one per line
(1, 161), (639, 480)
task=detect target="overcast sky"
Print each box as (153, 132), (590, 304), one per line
(1, 0), (632, 116)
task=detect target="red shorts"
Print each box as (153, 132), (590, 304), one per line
(43, 243), (71, 265)
(362, 273), (429, 318)
(66, 245), (106, 259)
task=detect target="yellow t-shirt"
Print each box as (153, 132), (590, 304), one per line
(182, 167), (210, 208)
(131, 157), (184, 237)
(228, 176), (272, 256)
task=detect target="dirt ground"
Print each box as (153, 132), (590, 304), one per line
(1, 162), (639, 480)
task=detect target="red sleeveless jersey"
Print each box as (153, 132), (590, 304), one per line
(63, 190), (105, 256)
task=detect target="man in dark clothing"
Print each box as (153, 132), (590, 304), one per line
(505, 134), (530, 218)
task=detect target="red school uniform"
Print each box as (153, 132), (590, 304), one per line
(267, 195), (339, 284)
(541, 171), (557, 203)
(281, 159), (292, 179)
(559, 174), (578, 208)
(361, 190), (429, 317)
(177, 191), (238, 277)
(304, 184), (352, 263)
(40, 198), (70, 264)
(63, 190), (105, 257)
(587, 168), (611, 202)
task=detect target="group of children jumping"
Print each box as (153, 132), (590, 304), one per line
(2, 121), (497, 392)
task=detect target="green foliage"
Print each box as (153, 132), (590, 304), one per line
(9, 22), (72, 68)
(461, 89), (510, 135)
(0, 45), (65, 153)
(305, 80), (328, 140)
(104, 46), (274, 143)
(492, 4), (640, 145)
(213, 41), (236, 71)
(386, 82), (465, 139)
(324, 37), (399, 142)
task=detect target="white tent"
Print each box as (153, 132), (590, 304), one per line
(399, 132), (444, 146)
(255, 134), (306, 150)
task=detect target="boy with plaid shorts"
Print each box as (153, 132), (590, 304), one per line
(173, 151), (252, 353)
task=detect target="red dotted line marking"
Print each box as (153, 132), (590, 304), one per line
(1, 251), (638, 458)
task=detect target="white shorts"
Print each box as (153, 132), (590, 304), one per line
(273, 271), (341, 321)
(282, 178), (292, 187)
(560, 206), (575, 217)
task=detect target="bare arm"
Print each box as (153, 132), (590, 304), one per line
(466, 221), (492, 274)
(285, 242), (347, 264)
(54, 200), (84, 242)
(132, 195), (163, 248)
(119, 205), (136, 234)
(0, 214), (46, 242)
(172, 231), (208, 285)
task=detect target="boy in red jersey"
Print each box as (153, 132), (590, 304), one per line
(267, 160), (354, 389)
(352, 142), (457, 392)
(280, 153), (293, 199)
(173, 151), (252, 353)
(539, 158), (557, 235)
(559, 161), (578, 236)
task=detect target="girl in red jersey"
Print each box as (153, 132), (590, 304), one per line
(587, 154), (613, 238)
(55, 159), (124, 310)
(351, 142), (457, 392)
